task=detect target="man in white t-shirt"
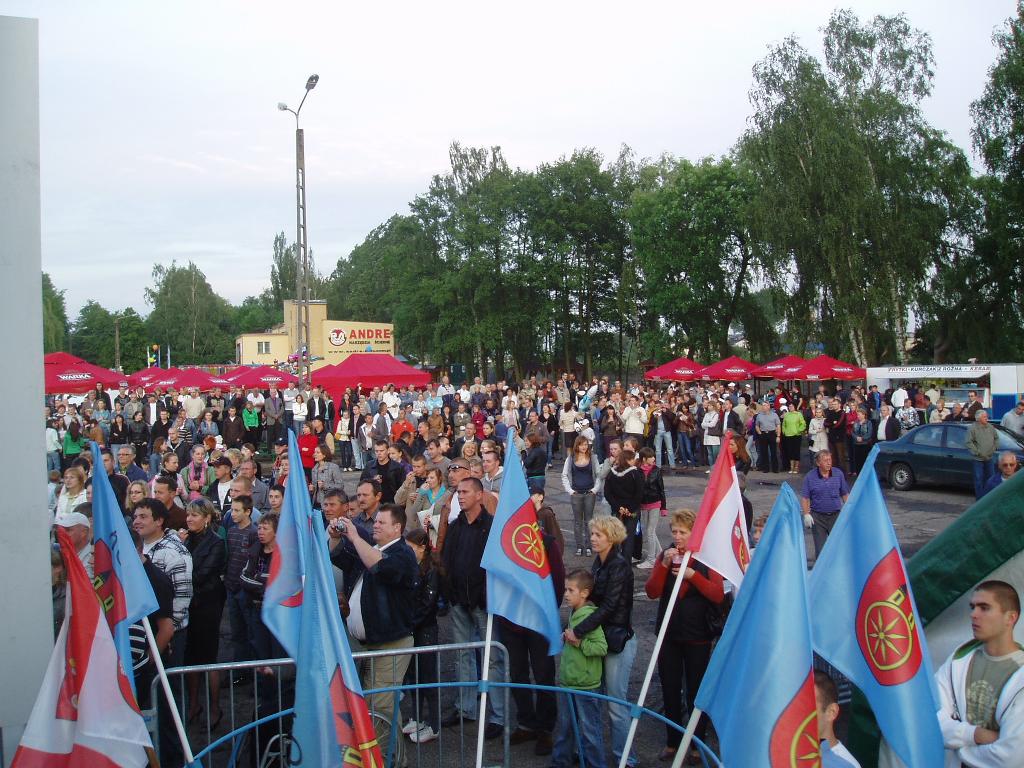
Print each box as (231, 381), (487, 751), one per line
(891, 385), (909, 409)
(814, 671), (861, 767)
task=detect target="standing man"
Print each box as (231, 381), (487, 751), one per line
(329, 503), (417, 719)
(439, 478), (505, 739)
(875, 404), (901, 443)
(1000, 400), (1024, 437)
(282, 380), (299, 433)
(620, 395), (647, 446)
(967, 411), (999, 499)
(754, 401), (782, 474)
(263, 385), (285, 450)
(800, 451), (850, 558)
(965, 390), (985, 421)
(936, 580), (1023, 766)
(361, 440), (408, 504)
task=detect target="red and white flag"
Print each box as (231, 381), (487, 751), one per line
(689, 431), (751, 589)
(12, 529), (151, 768)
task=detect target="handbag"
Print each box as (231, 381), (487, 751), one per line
(603, 624), (633, 654)
(707, 416), (723, 437)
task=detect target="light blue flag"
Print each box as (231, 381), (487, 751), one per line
(695, 483), (820, 766)
(807, 446), (943, 767)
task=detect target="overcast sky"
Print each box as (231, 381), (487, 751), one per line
(5, 0), (1016, 316)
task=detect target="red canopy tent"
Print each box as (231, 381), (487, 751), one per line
(43, 353), (123, 393)
(750, 355), (807, 379)
(229, 365), (298, 389)
(312, 353), (431, 393)
(698, 355), (757, 381)
(786, 354), (865, 381)
(643, 357), (704, 381)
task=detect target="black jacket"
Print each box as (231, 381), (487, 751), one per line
(186, 528), (226, 604)
(640, 465), (667, 509)
(654, 558), (721, 644)
(878, 416), (901, 442)
(331, 537), (418, 645)
(573, 546), (633, 637)
(604, 465), (645, 517)
(410, 565), (440, 630)
(360, 459), (408, 504)
(440, 509), (493, 610)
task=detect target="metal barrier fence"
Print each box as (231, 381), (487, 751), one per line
(147, 640), (721, 768)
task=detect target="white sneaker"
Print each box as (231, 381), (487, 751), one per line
(402, 719), (422, 735)
(637, 560), (656, 569)
(409, 724), (439, 743)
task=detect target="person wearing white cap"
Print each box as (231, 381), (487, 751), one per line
(54, 511), (93, 578)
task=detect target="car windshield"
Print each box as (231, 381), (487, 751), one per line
(911, 426), (943, 447)
(997, 428), (1024, 451)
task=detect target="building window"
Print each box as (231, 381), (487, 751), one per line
(257, 341), (271, 355)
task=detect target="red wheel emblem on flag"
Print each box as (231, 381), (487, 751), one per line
(768, 671), (819, 767)
(501, 501), (550, 578)
(856, 548), (921, 685)
(732, 517), (750, 575)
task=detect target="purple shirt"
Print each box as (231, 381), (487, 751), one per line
(801, 467), (850, 514)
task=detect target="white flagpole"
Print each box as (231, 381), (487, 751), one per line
(142, 615), (195, 764)
(475, 612), (495, 768)
(670, 708), (703, 768)
(616, 550), (693, 768)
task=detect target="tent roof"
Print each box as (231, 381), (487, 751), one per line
(229, 365), (298, 388)
(644, 357), (704, 381)
(312, 353), (431, 391)
(750, 355), (807, 379)
(698, 355), (757, 381)
(44, 361), (122, 394)
(786, 354), (865, 381)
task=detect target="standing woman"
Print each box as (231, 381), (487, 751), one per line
(109, 413), (130, 453)
(674, 402), (696, 469)
(781, 406), (807, 475)
(178, 498), (226, 727)
(542, 404), (559, 467)
(850, 407), (874, 477)
(128, 411), (150, 468)
(602, 448), (644, 563)
(298, 423), (319, 487)
(402, 528), (442, 743)
(701, 401), (722, 468)
(291, 394), (307, 435)
(565, 516), (637, 768)
(645, 509), (724, 765)
(61, 421), (88, 470)
(55, 466), (88, 517)
(198, 410), (219, 441)
(561, 436), (603, 557)
(523, 432), (549, 493)
(558, 402), (578, 457)
(727, 432), (752, 475)
(310, 444), (344, 509)
(636, 447), (667, 570)
(807, 406), (829, 462)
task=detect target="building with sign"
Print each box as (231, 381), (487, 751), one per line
(866, 364), (1024, 420)
(235, 300), (395, 371)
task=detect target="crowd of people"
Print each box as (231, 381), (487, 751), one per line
(43, 371), (1023, 767)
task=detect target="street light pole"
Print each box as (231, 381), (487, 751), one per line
(278, 73), (318, 383)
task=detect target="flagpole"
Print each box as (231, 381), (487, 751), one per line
(142, 615), (195, 765)
(475, 611), (495, 768)
(669, 708), (703, 768)
(616, 550), (693, 768)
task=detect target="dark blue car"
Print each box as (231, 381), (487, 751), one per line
(874, 422), (1024, 491)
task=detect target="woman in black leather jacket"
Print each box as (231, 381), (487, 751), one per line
(179, 498), (226, 726)
(402, 528), (441, 743)
(564, 515), (637, 768)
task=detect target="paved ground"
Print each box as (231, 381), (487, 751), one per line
(186, 455), (974, 767)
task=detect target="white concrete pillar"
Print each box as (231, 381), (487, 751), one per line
(0, 15), (54, 767)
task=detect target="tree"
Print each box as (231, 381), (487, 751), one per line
(145, 261), (236, 364)
(69, 301), (115, 367)
(234, 290), (281, 334)
(42, 272), (68, 353)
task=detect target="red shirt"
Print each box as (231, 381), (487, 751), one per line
(298, 433), (319, 469)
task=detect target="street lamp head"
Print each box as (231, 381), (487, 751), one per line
(277, 102), (289, 111)
(305, 74), (319, 91)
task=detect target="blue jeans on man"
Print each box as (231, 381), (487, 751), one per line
(449, 604), (505, 725)
(972, 458), (996, 499)
(226, 588), (257, 662)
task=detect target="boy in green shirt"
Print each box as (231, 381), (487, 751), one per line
(551, 570), (608, 768)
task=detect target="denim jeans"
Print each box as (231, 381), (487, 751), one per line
(604, 634), (638, 767)
(450, 604), (505, 725)
(46, 451), (61, 473)
(569, 491), (597, 552)
(972, 458), (996, 499)
(353, 439), (365, 470)
(705, 443), (720, 466)
(653, 431), (675, 467)
(226, 588), (257, 662)
(552, 689), (606, 768)
(676, 434), (695, 467)
(640, 508), (661, 565)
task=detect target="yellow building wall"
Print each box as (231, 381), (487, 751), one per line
(283, 300), (328, 360)
(236, 333), (290, 365)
